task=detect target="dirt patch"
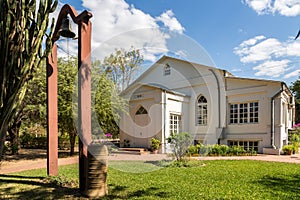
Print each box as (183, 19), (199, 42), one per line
(0, 149), (79, 174)
(2, 148), (78, 162)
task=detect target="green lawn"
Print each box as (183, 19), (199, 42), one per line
(0, 160), (300, 199)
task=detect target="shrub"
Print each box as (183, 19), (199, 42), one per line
(219, 145), (230, 156)
(58, 136), (71, 150)
(20, 133), (76, 149)
(282, 145), (297, 155)
(168, 132), (192, 161)
(150, 137), (161, 151)
(229, 145), (246, 156)
(199, 145), (212, 156)
(211, 144), (224, 156)
(187, 145), (198, 155)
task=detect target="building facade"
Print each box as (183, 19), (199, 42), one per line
(119, 56), (295, 154)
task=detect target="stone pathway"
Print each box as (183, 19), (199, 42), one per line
(1, 149), (300, 174)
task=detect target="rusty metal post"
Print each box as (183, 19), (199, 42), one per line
(78, 14), (92, 192)
(46, 43), (58, 176)
(46, 4), (93, 183)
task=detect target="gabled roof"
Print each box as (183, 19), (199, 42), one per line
(121, 55), (293, 97)
(121, 55), (231, 95)
(145, 83), (188, 97)
(225, 76), (293, 96)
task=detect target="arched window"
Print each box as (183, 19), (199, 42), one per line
(196, 95), (207, 125)
(164, 63), (171, 76)
(135, 106), (148, 115)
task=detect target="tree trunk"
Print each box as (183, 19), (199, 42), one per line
(69, 133), (76, 156)
(0, 122), (9, 160)
(8, 121), (21, 155)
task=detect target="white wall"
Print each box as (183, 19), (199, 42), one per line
(120, 57), (295, 154)
(120, 86), (163, 148)
(225, 78), (294, 152)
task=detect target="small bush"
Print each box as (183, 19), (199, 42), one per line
(282, 145), (297, 155)
(187, 145), (198, 155)
(188, 144), (257, 157)
(168, 132), (192, 161)
(20, 133), (77, 149)
(150, 137), (161, 151)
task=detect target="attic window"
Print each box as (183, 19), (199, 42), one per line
(164, 63), (171, 76)
(135, 106), (148, 115)
(134, 94), (143, 99)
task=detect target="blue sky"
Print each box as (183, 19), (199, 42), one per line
(58, 0), (300, 85)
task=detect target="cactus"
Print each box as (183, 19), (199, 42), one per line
(0, 0), (58, 159)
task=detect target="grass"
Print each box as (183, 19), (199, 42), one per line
(0, 160), (300, 199)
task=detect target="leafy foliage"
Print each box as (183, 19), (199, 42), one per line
(92, 47), (143, 138)
(103, 47), (143, 92)
(290, 78), (300, 122)
(282, 145), (297, 155)
(94, 73), (127, 138)
(17, 57), (77, 155)
(57, 57), (78, 155)
(150, 137), (161, 151)
(167, 132), (192, 161)
(188, 144), (257, 156)
(0, 0), (58, 159)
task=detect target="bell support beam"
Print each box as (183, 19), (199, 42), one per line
(46, 3), (93, 185)
(78, 13), (92, 193)
(47, 43), (58, 176)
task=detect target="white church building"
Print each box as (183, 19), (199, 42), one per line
(119, 56), (295, 154)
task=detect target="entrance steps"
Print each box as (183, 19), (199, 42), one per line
(112, 148), (150, 155)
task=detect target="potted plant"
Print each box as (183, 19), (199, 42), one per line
(123, 139), (130, 147)
(150, 137), (161, 154)
(282, 145), (296, 155)
(290, 134), (300, 154)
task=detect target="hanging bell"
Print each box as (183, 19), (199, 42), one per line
(59, 16), (76, 38)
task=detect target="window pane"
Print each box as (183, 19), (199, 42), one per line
(249, 101), (259, 123)
(170, 114), (182, 134)
(197, 96), (207, 125)
(164, 64), (171, 76)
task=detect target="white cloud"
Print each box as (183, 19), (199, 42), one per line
(284, 69), (300, 78)
(243, 0), (300, 16)
(234, 35), (300, 78)
(253, 59), (290, 77)
(156, 10), (185, 34)
(273, 0), (300, 16)
(238, 35), (266, 48)
(243, 0), (272, 15)
(234, 37), (283, 63)
(79, 0), (184, 61)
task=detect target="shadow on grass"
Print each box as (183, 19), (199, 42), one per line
(0, 174), (169, 199)
(0, 174), (80, 199)
(2, 149), (78, 162)
(104, 184), (170, 199)
(256, 174), (300, 198)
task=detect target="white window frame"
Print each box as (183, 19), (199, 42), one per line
(228, 140), (259, 151)
(229, 101), (259, 124)
(135, 106), (148, 115)
(164, 63), (171, 76)
(170, 114), (182, 134)
(196, 95), (208, 126)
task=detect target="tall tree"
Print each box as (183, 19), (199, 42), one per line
(103, 48), (143, 92)
(94, 73), (127, 138)
(58, 57), (78, 155)
(20, 57), (77, 155)
(7, 59), (48, 154)
(94, 48), (143, 138)
(0, 0), (57, 158)
(290, 78), (300, 123)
